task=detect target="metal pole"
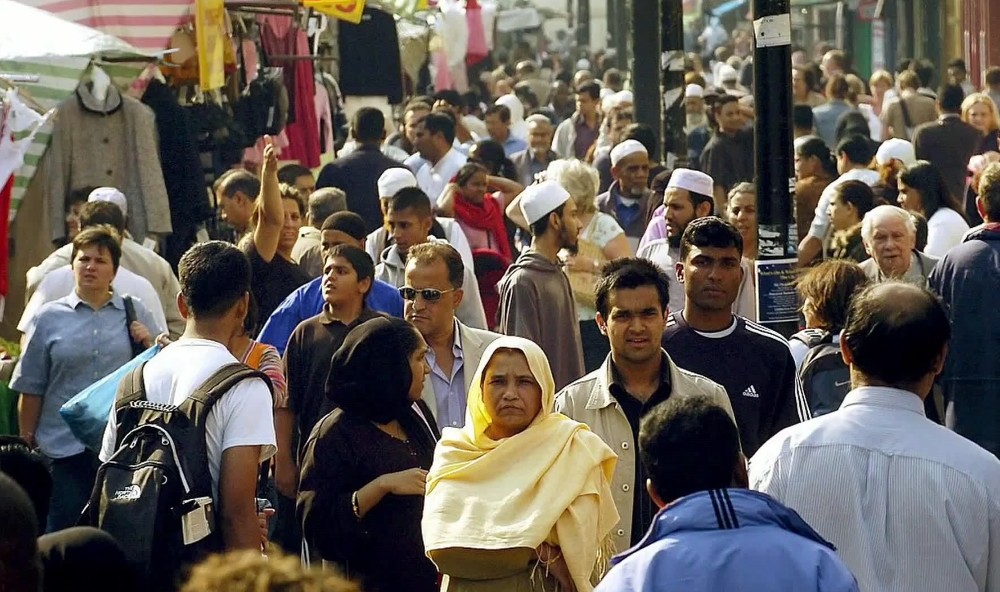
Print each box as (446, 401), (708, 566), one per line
(630, 0), (661, 140)
(752, 0), (797, 336)
(577, 0), (590, 53)
(613, 0), (630, 70)
(661, 0), (686, 169)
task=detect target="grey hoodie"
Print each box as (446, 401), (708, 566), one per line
(497, 250), (585, 390)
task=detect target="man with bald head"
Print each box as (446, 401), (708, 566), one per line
(511, 114), (557, 187)
(751, 281), (1000, 592)
(859, 205), (938, 286)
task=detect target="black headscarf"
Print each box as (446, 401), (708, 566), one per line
(326, 317), (421, 425)
(37, 527), (136, 592)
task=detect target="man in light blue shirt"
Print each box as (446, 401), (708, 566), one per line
(402, 242), (499, 431)
(751, 281), (1000, 592)
(485, 104), (528, 157)
(258, 212), (403, 355)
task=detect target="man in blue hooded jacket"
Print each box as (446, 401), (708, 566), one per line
(596, 395), (858, 592)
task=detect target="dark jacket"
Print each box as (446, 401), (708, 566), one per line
(316, 145), (406, 233)
(829, 223), (869, 263)
(928, 223), (1000, 456)
(912, 116), (982, 208)
(510, 148), (557, 187)
(596, 182), (658, 251)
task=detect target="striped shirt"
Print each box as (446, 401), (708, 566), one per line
(750, 387), (1000, 592)
(662, 313), (808, 455)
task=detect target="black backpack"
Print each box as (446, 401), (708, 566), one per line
(81, 362), (271, 590)
(791, 329), (851, 417)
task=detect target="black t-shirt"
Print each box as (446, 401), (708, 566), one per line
(661, 313), (802, 455)
(244, 242), (310, 332)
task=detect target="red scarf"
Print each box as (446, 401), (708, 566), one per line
(452, 190), (512, 262)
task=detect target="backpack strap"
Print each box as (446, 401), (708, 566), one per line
(181, 363), (273, 424)
(111, 362), (148, 450)
(790, 328), (831, 348)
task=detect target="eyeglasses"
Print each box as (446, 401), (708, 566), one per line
(398, 286), (457, 302)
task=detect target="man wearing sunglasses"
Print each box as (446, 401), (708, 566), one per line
(375, 187), (488, 329)
(402, 243), (501, 431)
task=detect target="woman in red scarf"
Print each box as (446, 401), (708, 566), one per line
(439, 163), (515, 263)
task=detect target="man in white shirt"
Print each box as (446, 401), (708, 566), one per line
(26, 195), (184, 337)
(797, 135), (880, 267)
(100, 241), (276, 551)
(750, 281), (1000, 592)
(413, 111), (467, 203)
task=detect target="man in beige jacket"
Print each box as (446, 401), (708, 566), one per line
(555, 258), (735, 549)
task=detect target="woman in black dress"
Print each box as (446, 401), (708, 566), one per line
(297, 317), (438, 592)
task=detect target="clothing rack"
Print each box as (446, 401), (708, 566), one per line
(267, 55), (338, 61)
(225, 0), (299, 14)
(0, 76), (48, 114)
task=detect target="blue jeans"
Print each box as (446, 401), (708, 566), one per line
(46, 451), (99, 533)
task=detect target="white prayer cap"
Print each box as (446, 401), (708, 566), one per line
(377, 168), (417, 199)
(614, 90), (634, 105)
(88, 187), (127, 217)
(719, 64), (738, 82)
(575, 58), (592, 71)
(610, 139), (648, 167)
(875, 138), (916, 167)
(685, 84), (704, 98)
(666, 168), (714, 197)
(506, 181), (571, 230)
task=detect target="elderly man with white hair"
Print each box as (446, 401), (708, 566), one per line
(596, 139), (656, 252)
(860, 204), (939, 286)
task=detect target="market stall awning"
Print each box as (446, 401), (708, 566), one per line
(0, 0), (160, 60)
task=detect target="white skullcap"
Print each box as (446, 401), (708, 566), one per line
(377, 168), (417, 199)
(506, 181), (571, 229)
(685, 84), (704, 98)
(88, 187), (127, 217)
(666, 168), (714, 197)
(610, 139), (648, 167)
(575, 58), (591, 71)
(613, 90), (634, 105)
(875, 138), (917, 167)
(718, 64), (738, 82)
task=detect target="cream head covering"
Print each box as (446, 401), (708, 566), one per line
(423, 336), (619, 591)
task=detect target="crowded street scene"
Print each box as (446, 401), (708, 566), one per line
(2, 0), (1000, 590)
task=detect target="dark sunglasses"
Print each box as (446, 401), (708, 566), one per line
(398, 286), (457, 302)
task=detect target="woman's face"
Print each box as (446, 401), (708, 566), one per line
(459, 171), (489, 204)
(73, 244), (116, 294)
(966, 102), (995, 134)
(896, 180), (923, 214)
(727, 191), (757, 243)
(872, 79), (890, 98)
(794, 152), (817, 180)
(279, 198), (303, 254)
(828, 193), (858, 231)
(407, 331), (431, 402)
(482, 350), (543, 440)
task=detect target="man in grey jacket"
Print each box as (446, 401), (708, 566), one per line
(556, 257), (734, 548)
(551, 81), (602, 159)
(375, 187), (486, 329)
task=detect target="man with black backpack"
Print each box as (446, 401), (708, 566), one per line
(94, 241), (276, 587)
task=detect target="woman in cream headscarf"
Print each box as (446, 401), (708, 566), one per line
(423, 336), (619, 591)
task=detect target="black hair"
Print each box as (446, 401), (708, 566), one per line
(713, 94), (739, 112)
(792, 104), (815, 130)
(639, 395), (741, 503)
(594, 257), (671, 317)
(530, 203), (566, 238)
(462, 90), (481, 110)
(793, 64), (818, 91)
(986, 66), (1000, 87)
(899, 160), (965, 221)
(0, 436), (52, 528)
(835, 111), (870, 144)
(797, 136), (838, 177)
(352, 107), (386, 143)
(834, 180), (876, 220)
(66, 186), (98, 210)
(324, 244), (374, 298)
(422, 111), (457, 145)
(71, 224), (122, 272)
(178, 241), (251, 319)
(938, 84), (966, 113)
(456, 162), (490, 187)
(470, 139), (518, 180)
(842, 282), (950, 385)
(624, 123), (659, 160)
(0, 472), (41, 592)
(79, 201), (127, 234)
(407, 242), (466, 289)
(218, 171), (260, 201)
(577, 80), (602, 100)
(432, 89), (463, 108)
(948, 58), (967, 72)
(321, 211), (367, 240)
(912, 59), (935, 89)
(277, 164), (311, 186)
(485, 104), (512, 123)
(389, 187), (433, 218)
(679, 216), (743, 261)
(835, 134), (875, 166)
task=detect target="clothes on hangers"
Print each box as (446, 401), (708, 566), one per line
(45, 83), (171, 243)
(337, 7), (404, 104)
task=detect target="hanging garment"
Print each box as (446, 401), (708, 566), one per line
(141, 80), (212, 268)
(437, 0), (469, 92)
(465, 0), (488, 66)
(337, 7), (404, 104)
(45, 83), (171, 243)
(314, 82), (334, 155)
(258, 15), (321, 168)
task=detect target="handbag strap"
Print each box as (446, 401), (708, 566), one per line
(122, 295), (146, 359)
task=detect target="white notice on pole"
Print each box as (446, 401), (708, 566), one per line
(752, 14), (792, 48)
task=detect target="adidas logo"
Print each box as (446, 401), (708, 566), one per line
(742, 385), (760, 398)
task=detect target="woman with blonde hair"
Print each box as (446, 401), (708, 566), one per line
(961, 92), (1000, 223)
(868, 69), (893, 117)
(547, 159), (632, 371)
(423, 336), (619, 591)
